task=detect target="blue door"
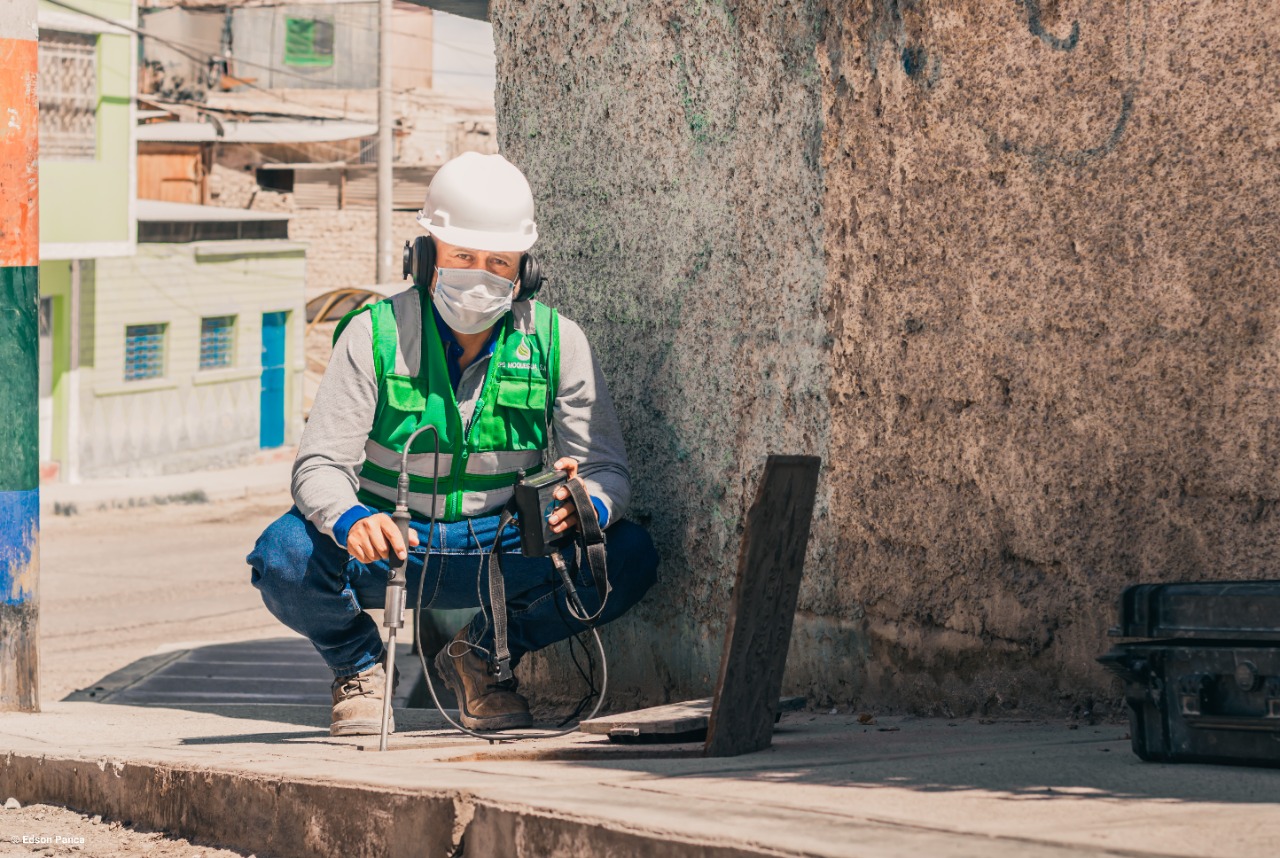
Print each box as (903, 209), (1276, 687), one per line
(260, 312), (287, 448)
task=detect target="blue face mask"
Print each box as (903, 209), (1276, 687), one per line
(432, 267), (514, 334)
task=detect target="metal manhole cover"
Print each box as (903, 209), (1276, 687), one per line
(70, 637), (424, 707)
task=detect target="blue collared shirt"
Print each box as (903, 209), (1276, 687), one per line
(432, 304), (500, 394)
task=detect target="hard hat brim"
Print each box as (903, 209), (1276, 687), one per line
(419, 217), (538, 253)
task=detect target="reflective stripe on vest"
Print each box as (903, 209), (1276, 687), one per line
(338, 287), (560, 523)
(356, 480), (519, 521)
(361, 440), (542, 479)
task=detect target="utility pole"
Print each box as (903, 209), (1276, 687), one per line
(0, 0), (42, 713)
(375, 0), (394, 284)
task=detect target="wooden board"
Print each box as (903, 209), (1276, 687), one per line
(704, 455), (821, 757)
(581, 698), (714, 738)
(581, 696), (805, 744)
(137, 144), (205, 204)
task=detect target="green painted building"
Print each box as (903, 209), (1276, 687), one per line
(38, 0), (136, 480)
(38, 0), (307, 480)
(85, 202), (307, 477)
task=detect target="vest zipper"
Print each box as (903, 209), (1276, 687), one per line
(449, 353), (494, 520)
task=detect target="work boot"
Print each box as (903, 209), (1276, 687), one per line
(434, 628), (533, 731)
(330, 661), (398, 737)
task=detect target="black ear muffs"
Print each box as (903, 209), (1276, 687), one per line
(403, 235), (543, 301)
(515, 253), (542, 302)
(402, 235), (436, 288)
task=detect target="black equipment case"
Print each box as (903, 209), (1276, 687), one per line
(1098, 582), (1280, 767)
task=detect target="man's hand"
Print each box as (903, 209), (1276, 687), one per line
(549, 457), (584, 535)
(347, 513), (421, 563)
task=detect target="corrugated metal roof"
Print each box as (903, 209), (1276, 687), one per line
(263, 164), (436, 210)
(39, 7), (132, 36)
(137, 199), (293, 222)
(402, 0), (489, 22)
(293, 170), (342, 209)
(137, 120), (378, 144)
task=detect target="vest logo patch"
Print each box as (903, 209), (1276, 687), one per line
(515, 340), (532, 360)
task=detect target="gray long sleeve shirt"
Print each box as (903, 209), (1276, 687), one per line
(292, 288), (632, 545)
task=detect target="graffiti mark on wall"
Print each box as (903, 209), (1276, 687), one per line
(667, 2), (742, 153)
(863, 0), (906, 79)
(986, 0), (1149, 167)
(1019, 0), (1080, 52)
(864, 0), (943, 89)
(861, 0), (1150, 166)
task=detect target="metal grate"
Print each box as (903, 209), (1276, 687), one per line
(199, 315), (236, 370)
(71, 638), (425, 708)
(124, 324), (166, 381)
(38, 30), (98, 161)
(139, 219), (290, 242)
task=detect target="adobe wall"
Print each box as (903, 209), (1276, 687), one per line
(492, 0), (1280, 716)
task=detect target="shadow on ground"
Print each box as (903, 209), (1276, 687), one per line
(537, 716), (1280, 806)
(63, 641), (1280, 808)
(62, 636), (455, 730)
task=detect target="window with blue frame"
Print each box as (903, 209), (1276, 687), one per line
(199, 315), (236, 370)
(124, 324), (166, 381)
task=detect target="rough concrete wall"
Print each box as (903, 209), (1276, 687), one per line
(493, 0), (1280, 716)
(818, 1), (1280, 715)
(492, 0), (833, 708)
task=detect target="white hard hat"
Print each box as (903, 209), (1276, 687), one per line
(417, 152), (538, 252)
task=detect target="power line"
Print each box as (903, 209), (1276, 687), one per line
(131, 1), (496, 67)
(49, 0), (492, 120)
(45, 0), (356, 120)
(324, 16), (496, 59)
(219, 0), (500, 60)
(50, 0), (493, 133)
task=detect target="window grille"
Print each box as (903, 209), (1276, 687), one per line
(125, 324), (166, 381)
(199, 316), (236, 370)
(38, 31), (98, 161)
(284, 17), (335, 67)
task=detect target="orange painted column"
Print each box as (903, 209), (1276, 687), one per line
(0, 4), (41, 713)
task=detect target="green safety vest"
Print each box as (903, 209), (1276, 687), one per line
(335, 287), (560, 522)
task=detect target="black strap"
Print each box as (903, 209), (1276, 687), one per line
(563, 478), (610, 620)
(488, 525), (514, 681)
(488, 479), (611, 681)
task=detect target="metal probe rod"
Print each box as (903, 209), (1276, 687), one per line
(378, 470), (413, 752)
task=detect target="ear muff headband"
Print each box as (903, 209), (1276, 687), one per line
(403, 235), (543, 302)
(515, 253), (542, 302)
(403, 235), (436, 288)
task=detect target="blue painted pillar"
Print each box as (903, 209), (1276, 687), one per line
(0, 0), (41, 712)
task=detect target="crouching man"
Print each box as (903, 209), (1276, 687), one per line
(247, 153), (658, 735)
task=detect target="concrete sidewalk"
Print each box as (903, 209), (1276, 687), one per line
(39, 452), (295, 514)
(2, 701), (1278, 857)
(12, 495), (1280, 857)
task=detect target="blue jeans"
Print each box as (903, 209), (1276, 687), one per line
(247, 507), (659, 678)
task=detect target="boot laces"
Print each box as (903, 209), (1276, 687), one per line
(334, 667), (385, 700)
(336, 674), (375, 699)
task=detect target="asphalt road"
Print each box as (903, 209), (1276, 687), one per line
(37, 492), (294, 706)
